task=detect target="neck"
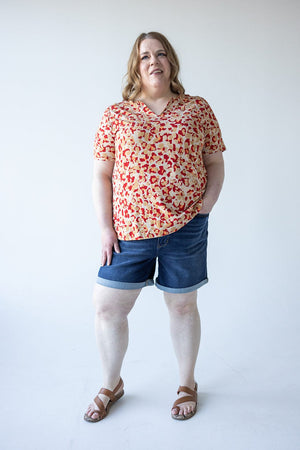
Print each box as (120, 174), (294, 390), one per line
(139, 86), (174, 103)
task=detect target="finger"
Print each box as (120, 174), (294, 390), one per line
(106, 249), (113, 266)
(101, 250), (107, 267)
(114, 241), (121, 253)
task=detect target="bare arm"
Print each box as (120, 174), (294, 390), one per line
(201, 151), (225, 214)
(92, 159), (120, 266)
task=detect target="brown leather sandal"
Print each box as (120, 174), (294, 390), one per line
(84, 378), (124, 422)
(171, 382), (198, 420)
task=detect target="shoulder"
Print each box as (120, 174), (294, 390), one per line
(102, 100), (140, 120)
(177, 94), (211, 111)
(179, 95), (221, 126)
(176, 95), (213, 123)
(182, 94), (210, 107)
(105, 99), (134, 113)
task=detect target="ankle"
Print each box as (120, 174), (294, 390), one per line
(179, 378), (196, 389)
(101, 376), (122, 391)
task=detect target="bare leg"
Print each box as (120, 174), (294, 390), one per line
(85, 284), (141, 419)
(164, 290), (200, 417)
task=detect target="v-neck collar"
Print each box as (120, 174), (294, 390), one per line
(136, 95), (179, 117)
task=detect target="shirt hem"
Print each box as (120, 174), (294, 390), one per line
(115, 207), (204, 241)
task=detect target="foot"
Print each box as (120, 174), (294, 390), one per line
(171, 382), (197, 420)
(84, 378), (124, 421)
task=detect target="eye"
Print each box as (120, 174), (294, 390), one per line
(158, 52), (167, 57)
(141, 55), (149, 61)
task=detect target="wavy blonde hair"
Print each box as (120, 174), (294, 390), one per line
(122, 31), (185, 101)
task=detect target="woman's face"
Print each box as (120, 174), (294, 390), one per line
(138, 38), (172, 95)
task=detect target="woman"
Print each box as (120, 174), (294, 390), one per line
(84, 31), (226, 422)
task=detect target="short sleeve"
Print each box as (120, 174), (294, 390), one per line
(93, 107), (116, 161)
(199, 98), (226, 156)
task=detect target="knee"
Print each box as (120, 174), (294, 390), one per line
(92, 290), (130, 321)
(165, 293), (198, 316)
(94, 301), (119, 321)
(92, 284), (140, 320)
(92, 295), (124, 321)
(170, 302), (198, 316)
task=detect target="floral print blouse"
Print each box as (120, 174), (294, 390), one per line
(93, 94), (226, 240)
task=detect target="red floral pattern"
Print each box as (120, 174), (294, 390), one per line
(94, 94), (226, 240)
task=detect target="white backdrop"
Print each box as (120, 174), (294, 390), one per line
(1, 1), (299, 449)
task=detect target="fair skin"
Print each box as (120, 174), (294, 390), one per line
(137, 38), (174, 114)
(85, 38), (224, 419)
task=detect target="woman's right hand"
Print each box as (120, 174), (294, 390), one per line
(101, 227), (120, 266)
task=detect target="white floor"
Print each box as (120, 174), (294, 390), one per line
(1, 289), (299, 450)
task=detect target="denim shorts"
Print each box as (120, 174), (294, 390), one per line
(96, 213), (209, 293)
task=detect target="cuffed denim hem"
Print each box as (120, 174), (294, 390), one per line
(96, 276), (154, 290)
(155, 278), (208, 294)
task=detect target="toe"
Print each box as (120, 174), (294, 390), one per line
(85, 402), (99, 418)
(182, 403), (195, 417)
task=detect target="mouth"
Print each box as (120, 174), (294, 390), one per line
(150, 69), (163, 75)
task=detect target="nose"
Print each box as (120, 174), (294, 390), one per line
(150, 54), (158, 65)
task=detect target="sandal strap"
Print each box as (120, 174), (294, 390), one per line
(113, 377), (123, 394)
(173, 395), (197, 408)
(93, 396), (105, 414)
(99, 388), (115, 400)
(177, 385), (197, 400)
(99, 377), (123, 401)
